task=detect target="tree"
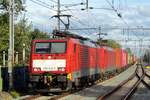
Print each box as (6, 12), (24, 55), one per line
(14, 17), (49, 65)
(30, 28), (49, 40)
(0, 0), (51, 65)
(125, 48), (132, 54)
(14, 16), (32, 64)
(0, 0), (24, 13)
(97, 39), (122, 49)
(0, 14), (9, 65)
(143, 50), (150, 64)
(0, 0), (25, 65)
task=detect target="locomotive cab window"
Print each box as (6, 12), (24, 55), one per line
(35, 42), (66, 54)
(35, 42), (50, 53)
(51, 42), (66, 53)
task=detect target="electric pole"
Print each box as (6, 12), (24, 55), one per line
(57, 0), (60, 31)
(8, 0), (14, 90)
(86, 0), (88, 9)
(98, 27), (101, 40)
(52, 0), (71, 31)
(97, 26), (107, 41)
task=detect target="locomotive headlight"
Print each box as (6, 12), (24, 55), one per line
(58, 67), (65, 71)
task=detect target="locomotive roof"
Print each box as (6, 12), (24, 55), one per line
(53, 30), (89, 40)
(33, 31), (116, 49)
(51, 30), (97, 47)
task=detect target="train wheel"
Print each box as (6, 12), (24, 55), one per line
(61, 82), (67, 90)
(100, 73), (104, 80)
(74, 79), (80, 90)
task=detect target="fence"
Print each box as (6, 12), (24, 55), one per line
(1, 66), (29, 91)
(0, 50), (29, 67)
(0, 66), (2, 91)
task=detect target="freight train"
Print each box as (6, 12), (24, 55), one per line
(29, 31), (136, 92)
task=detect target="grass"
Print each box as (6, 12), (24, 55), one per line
(145, 66), (150, 68)
(10, 90), (20, 98)
(0, 77), (2, 91)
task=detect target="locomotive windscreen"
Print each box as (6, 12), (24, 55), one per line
(35, 42), (66, 54)
(51, 42), (66, 53)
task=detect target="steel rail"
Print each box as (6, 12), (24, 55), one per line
(22, 94), (41, 100)
(97, 67), (137, 100)
(136, 72), (150, 90)
(49, 92), (72, 100)
(137, 67), (150, 89)
(122, 66), (145, 100)
(145, 72), (150, 78)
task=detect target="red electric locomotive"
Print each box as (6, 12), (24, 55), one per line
(29, 31), (134, 91)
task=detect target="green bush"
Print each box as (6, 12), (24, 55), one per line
(10, 90), (20, 98)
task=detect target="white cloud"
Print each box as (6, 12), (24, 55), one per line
(24, 0), (150, 56)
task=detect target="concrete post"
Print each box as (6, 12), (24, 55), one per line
(8, 0), (14, 90)
(23, 43), (25, 64)
(3, 51), (6, 67)
(15, 52), (18, 64)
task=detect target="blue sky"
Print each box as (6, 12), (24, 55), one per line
(22, 0), (150, 56)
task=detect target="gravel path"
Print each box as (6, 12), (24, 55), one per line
(59, 64), (137, 100)
(0, 92), (13, 100)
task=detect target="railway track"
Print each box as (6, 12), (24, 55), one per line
(22, 94), (42, 100)
(97, 63), (150, 100)
(21, 69), (133, 100)
(21, 91), (77, 100)
(21, 93), (58, 100)
(145, 72), (150, 79)
(21, 64), (141, 100)
(21, 88), (82, 100)
(49, 92), (72, 100)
